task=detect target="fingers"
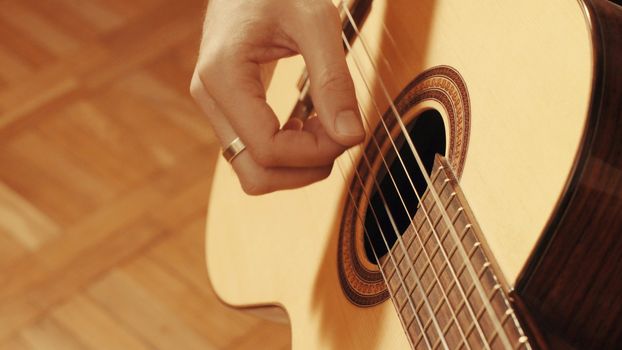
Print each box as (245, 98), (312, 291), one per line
(190, 73), (332, 195)
(197, 56), (346, 168)
(233, 151), (332, 195)
(191, 0), (366, 193)
(290, 1), (365, 147)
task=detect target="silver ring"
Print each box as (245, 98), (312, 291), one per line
(222, 137), (246, 163)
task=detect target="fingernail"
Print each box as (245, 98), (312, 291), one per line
(335, 110), (364, 137)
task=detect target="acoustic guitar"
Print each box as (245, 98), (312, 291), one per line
(205, 0), (622, 348)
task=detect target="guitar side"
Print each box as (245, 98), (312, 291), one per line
(515, 1), (622, 348)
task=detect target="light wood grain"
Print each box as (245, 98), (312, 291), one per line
(0, 0), (289, 348)
(207, 0), (594, 349)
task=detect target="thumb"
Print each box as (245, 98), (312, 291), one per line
(293, 3), (365, 146)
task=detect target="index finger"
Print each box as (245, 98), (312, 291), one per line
(198, 57), (347, 168)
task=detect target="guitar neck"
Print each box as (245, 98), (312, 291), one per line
(379, 156), (529, 349)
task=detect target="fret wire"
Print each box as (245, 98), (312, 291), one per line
(422, 291), (461, 347)
(411, 207), (463, 279)
(385, 261), (397, 279)
(344, 139), (460, 350)
(413, 215), (467, 282)
(408, 198), (445, 257)
(342, 125), (445, 348)
(403, 295), (427, 343)
(406, 204), (482, 347)
(440, 316), (469, 350)
(503, 308), (515, 321)
(488, 332), (500, 347)
(379, 14), (530, 350)
(394, 252), (407, 271)
(463, 302), (491, 344)
(410, 196), (493, 349)
(476, 307), (488, 329)
(433, 338), (445, 350)
(434, 236), (463, 281)
(440, 313), (456, 335)
(479, 262), (492, 278)
(344, 28), (492, 338)
(394, 285), (407, 309)
(400, 288), (420, 326)
(354, 152), (466, 344)
(342, 6), (514, 348)
(441, 224), (471, 280)
(423, 284), (442, 310)
(357, 74), (472, 346)
(436, 316), (469, 350)
(411, 158), (452, 232)
(407, 177), (453, 248)
(500, 310), (514, 329)
(464, 318), (478, 340)
(349, 121), (438, 332)
(488, 285), (502, 300)
(413, 297), (436, 346)
(412, 332), (426, 350)
(340, 35), (459, 349)
(350, 89), (470, 350)
(476, 301), (499, 344)
(370, 150), (468, 347)
(469, 242), (483, 259)
(335, 162), (429, 349)
(343, 6), (528, 348)
(453, 275), (480, 319)
(423, 316), (435, 333)
(341, 123), (449, 349)
(475, 307), (490, 333)
(416, 294), (428, 312)
(431, 287), (448, 314)
(410, 192), (452, 252)
(414, 330), (429, 349)
(482, 288), (506, 345)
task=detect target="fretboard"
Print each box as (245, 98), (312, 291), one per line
(379, 156), (531, 350)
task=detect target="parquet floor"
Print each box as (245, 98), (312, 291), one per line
(0, 0), (290, 348)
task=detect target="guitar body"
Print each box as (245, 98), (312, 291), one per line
(206, 0), (622, 348)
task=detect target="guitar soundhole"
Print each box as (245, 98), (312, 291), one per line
(363, 110), (446, 263)
(338, 66), (471, 306)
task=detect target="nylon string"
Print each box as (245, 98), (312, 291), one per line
(337, 4), (513, 348)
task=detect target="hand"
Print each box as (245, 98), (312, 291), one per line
(190, 0), (365, 195)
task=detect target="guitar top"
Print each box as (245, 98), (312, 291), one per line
(206, 0), (622, 348)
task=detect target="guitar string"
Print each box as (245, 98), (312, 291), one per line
(354, 99), (473, 349)
(342, 19), (490, 348)
(341, 29), (488, 350)
(342, 33), (473, 349)
(341, 5), (512, 348)
(378, 18), (532, 349)
(336, 156), (432, 350)
(341, 120), (449, 349)
(341, 5), (513, 346)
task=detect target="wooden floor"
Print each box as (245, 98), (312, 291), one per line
(0, 0), (290, 348)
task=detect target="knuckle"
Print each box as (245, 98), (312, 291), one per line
(248, 144), (278, 167)
(196, 62), (218, 92)
(196, 50), (226, 92)
(304, 0), (337, 19)
(317, 66), (355, 94)
(239, 174), (270, 196)
(319, 165), (333, 180)
(189, 75), (203, 100)
(299, 1), (340, 30)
